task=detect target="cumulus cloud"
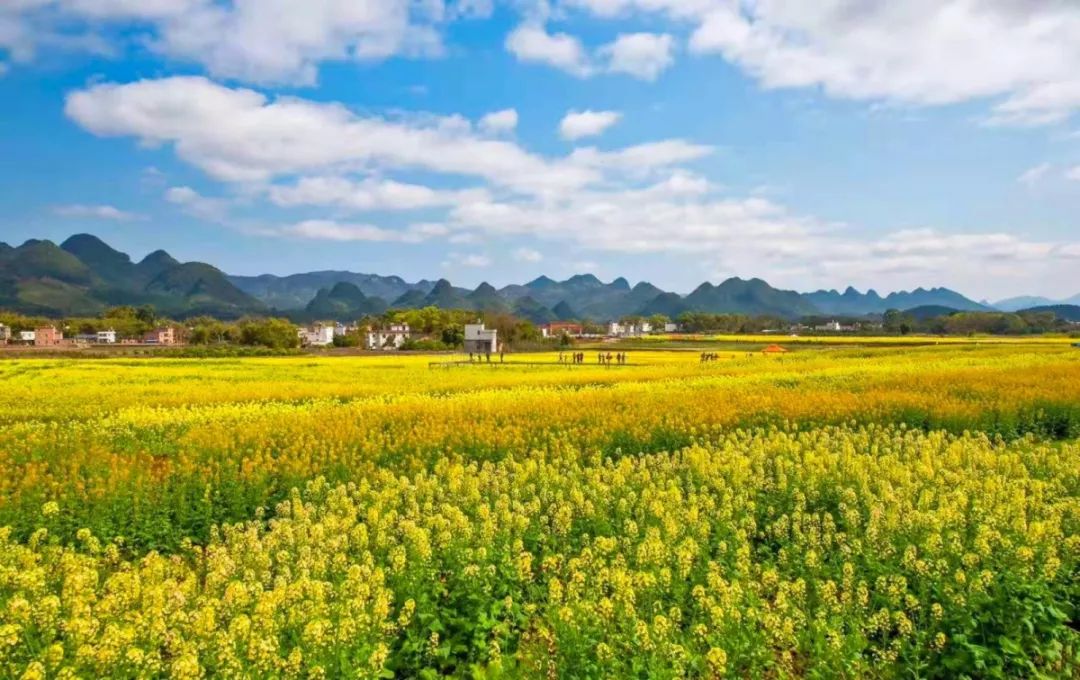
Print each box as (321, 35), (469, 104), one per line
(555, 0), (1080, 125)
(268, 176), (487, 211)
(164, 185), (231, 220)
(2, 0), (453, 85)
(513, 247), (543, 262)
(599, 32), (674, 81)
(685, 2), (1080, 126)
(53, 203), (143, 221)
(568, 139), (713, 171)
(505, 23), (592, 77)
(56, 75), (1080, 296)
(65, 76), (597, 193)
(479, 108), (518, 134)
(559, 109), (621, 140)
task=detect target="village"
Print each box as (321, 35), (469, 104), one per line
(0, 313), (883, 352)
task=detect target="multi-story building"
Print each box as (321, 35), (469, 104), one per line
(298, 324), (335, 347)
(464, 323), (498, 354)
(34, 326), (63, 346)
(143, 327), (177, 345)
(365, 323), (410, 350)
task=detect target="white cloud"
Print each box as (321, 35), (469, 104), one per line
(559, 109), (621, 140)
(513, 247), (543, 262)
(555, 0), (1080, 125)
(442, 164), (1080, 296)
(2, 0), (449, 85)
(65, 76), (597, 194)
(460, 253), (491, 267)
(599, 32), (674, 81)
(164, 185), (230, 220)
(1066, 166), (1080, 182)
(685, 2), (1080, 126)
(479, 108), (518, 134)
(505, 23), (592, 77)
(53, 203), (143, 221)
(283, 219), (433, 243)
(1017, 163), (1051, 187)
(568, 139), (712, 171)
(268, 176), (487, 211)
(443, 251), (491, 267)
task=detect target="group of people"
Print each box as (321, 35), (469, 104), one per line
(468, 351), (505, 363)
(700, 352), (721, 363)
(558, 351), (630, 365)
(599, 352), (629, 365)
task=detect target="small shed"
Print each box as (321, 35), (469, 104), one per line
(761, 344), (788, 354)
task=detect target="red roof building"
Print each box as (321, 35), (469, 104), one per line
(542, 322), (584, 338)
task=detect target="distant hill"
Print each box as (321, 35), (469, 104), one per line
(3, 233), (1026, 324)
(230, 271), (432, 311)
(1018, 304), (1080, 322)
(304, 282), (387, 321)
(683, 278), (818, 318)
(993, 295), (1058, 312)
(808, 286), (987, 315)
(466, 282), (509, 313)
(903, 305), (960, 320)
(419, 279), (472, 310)
(0, 234), (263, 318)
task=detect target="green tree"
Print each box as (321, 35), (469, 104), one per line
(237, 318), (299, 349)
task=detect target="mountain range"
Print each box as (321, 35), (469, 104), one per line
(2, 234), (1075, 323)
(0, 234), (263, 318)
(993, 295), (1080, 312)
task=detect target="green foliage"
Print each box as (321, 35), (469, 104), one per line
(236, 317), (300, 349)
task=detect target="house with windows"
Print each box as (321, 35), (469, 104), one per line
(365, 323), (410, 351)
(464, 323), (498, 354)
(298, 324), (334, 347)
(0, 323), (9, 344)
(34, 326), (63, 346)
(97, 329), (117, 344)
(143, 327), (177, 345)
(608, 321), (652, 338)
(541, 322), (583, 339)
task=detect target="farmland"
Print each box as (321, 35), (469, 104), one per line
(0, 343), (1078, 678)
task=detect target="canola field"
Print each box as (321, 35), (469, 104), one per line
(0, 344), (1078, 678)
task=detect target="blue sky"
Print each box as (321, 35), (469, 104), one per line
(1, 1), (1079, 300)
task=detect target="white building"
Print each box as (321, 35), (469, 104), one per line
(608, 321), (652, 338)
(814, 320), (855, 332)
(664, 323), (680, 333)
(299, 324), (335, 347)
(19, 331), (35, 343)
(0, 323), (9, 343)
(365, 323), (410, 350)
(96, 329), (117, 344)
(464, 323), (498, 354)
